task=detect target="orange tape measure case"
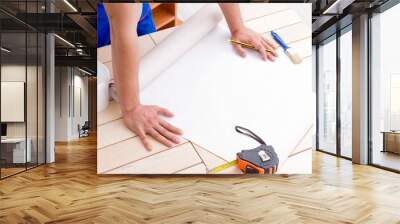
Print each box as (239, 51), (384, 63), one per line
(234, 126), (279, 174)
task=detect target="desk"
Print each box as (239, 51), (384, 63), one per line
(382, 131), (400, 154)
(1, 138), (31, 163)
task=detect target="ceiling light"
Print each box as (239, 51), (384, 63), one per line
(323, 0), (355, 14)
(1, 47), (11, 53)
(76, 48), (85, 55)
(63, 0), (78, 12)
(54, 34), (75, 48)
(78, 67), (93, 76)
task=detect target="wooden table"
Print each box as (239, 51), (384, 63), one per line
(382, 131), (400, 154)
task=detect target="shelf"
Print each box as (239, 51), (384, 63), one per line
(150, 3), (161, 10)
(152, 6), (176, 30)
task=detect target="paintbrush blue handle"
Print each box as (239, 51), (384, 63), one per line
(271, 31), (289, 50)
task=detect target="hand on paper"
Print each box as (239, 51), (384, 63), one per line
(231, 27), (278, 61)
(122, 104), (183, 151)
(218, 3), (278, 61)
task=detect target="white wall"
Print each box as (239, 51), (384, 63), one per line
(54, 67), (89, 141)
(55, 66), (70, 141)
(71, 73), (89, 138)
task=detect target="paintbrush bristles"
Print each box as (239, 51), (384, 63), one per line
(288, 53), (302, 64)
(285, 48), (303, 64)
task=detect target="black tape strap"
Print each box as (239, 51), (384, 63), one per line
(235, 126), (266, 145)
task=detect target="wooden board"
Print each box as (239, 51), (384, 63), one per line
(107, 142), (202, 174)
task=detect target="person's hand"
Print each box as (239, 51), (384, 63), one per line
(231, 26), (278, 61)
(122, 104), (183, 151)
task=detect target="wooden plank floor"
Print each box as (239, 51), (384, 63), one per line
(1, 135), (400, 223)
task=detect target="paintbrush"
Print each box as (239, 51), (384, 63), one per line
(229, 39), (274, 54)
(270, 31), (302, 64)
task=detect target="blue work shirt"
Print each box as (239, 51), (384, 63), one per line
(97, 3), (156, 48)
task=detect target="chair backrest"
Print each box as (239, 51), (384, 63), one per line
(82, 121), (90, 129)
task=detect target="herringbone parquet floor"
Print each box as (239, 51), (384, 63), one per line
(1, 135), (400, 223)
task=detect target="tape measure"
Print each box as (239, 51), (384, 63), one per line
(209, 160), (237, 174)
(209, 126), (279, 174)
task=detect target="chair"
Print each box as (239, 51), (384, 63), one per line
(79, 121), (90, 138)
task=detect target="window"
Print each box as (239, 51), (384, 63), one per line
(318, 36), (337, 154)
(339, 28), (352, 158)
(370, 3), (400, 171)
(1, 30), (28, 177)
(317, 26), (353, 159)
(0, 1), (46, 179)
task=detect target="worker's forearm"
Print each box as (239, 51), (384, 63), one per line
(218, 3), (245, 34)
(110, 31), (140, 113)
(106, 3), (141, 114)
